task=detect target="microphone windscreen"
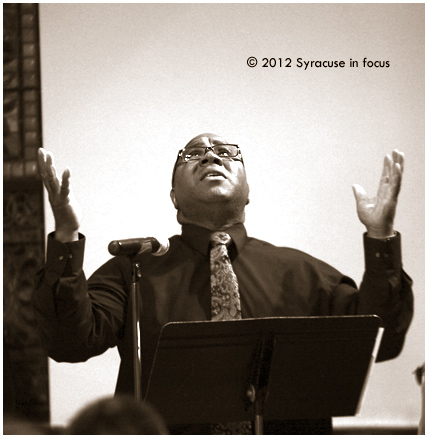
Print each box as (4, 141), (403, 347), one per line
(109, 240), (142, 256)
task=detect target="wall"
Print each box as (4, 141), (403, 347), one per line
(38, 3), (424, 429)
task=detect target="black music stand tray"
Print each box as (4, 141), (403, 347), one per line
(144, 315), (382, 434)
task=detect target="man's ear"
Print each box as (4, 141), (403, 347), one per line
(170, 188), (178, 209)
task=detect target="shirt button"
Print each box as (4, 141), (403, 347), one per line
(59, 255), (64, 261)
(375, 252), (380, 258)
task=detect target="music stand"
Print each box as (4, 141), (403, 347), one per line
(144, 315), (382, 434)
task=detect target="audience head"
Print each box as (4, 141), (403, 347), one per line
(66, 395), (169, 435)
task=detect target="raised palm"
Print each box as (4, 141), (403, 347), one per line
(38, 148), (82, 241)
(352, 150), (404, 238)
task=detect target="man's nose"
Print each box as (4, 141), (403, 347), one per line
(200, 148), (222, 166)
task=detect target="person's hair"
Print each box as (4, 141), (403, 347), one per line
(66, 395), (169, 435)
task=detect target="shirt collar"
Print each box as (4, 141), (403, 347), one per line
(180, 223), (248, 256)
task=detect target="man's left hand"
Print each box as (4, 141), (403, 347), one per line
(352, 149), (404, 239)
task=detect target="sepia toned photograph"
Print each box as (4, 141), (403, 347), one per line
(4, 3), (424, 435)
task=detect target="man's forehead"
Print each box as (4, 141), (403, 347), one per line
(184, 133), (228, 149)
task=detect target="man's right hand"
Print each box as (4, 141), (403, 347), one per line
(38, 148), (82, 242)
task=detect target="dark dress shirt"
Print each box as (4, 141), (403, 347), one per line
(32, 224), (413, 434)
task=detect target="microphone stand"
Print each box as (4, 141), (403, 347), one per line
(108, 237), (170, 401)
(130, 255), (142, 400)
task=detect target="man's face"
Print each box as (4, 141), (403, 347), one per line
(171, 133), (250, 211)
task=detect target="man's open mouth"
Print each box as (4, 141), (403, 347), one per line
(201, 171), (226, 180)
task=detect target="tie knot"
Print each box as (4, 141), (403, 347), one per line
(210, 231), (232, 247)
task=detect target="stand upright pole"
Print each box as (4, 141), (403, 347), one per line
(131, 259), (142, 400)
(246, 384), (265, 435)
(246, 336), (273, 434)
(254, 396), (264, 435)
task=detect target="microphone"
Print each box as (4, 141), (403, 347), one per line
(108, 237), (170, 256)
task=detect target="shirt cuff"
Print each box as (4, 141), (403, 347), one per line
(363, 231), (402, 272)
(46, 232), (86, 276)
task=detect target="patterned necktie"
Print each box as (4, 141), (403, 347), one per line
(209, 231), (242, 321)
(209, 232), (252, 435)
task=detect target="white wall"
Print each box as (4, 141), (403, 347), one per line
(39, 3), (424, 429)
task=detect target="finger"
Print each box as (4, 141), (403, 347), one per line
(387, 151), (403, 199)
(391, 162), (403, 198)
(45, 151), (60, 185)
(381, 154), (393, 182)
(43, 151), (60, 194)
(38, 149), (55, 192)
(377, 155), (392, 197)
(383, 153), (391, 174)
(60, 168), (71, 198)
(352, 183), (368, 205)
(37, 148), (48, 176)
(392, 149), (404, 173)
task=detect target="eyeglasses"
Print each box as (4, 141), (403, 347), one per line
(172, 144), (243, 186)
(177, 144), (242, 162)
